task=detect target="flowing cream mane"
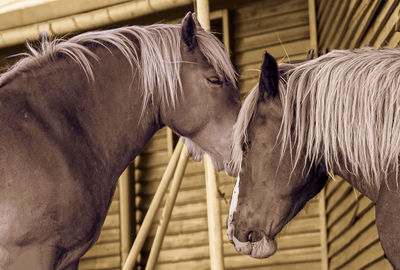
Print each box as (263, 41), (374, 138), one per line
(0, 23), (237, 108)
(231, 47), (400, 188)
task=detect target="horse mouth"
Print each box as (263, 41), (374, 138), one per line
(228, 227), (277, 258)
(231, 234), (277, 258)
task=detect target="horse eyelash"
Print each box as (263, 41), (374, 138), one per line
(207, 76), (223, 85)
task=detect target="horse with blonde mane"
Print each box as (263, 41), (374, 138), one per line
(227, 48), (400, 269)
(0, 12), (240, 270)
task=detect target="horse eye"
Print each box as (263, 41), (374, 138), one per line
(207, 76), (223, 85)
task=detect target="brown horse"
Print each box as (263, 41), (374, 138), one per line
(227, 49), (400, 269)
(0, 12), (240, 270)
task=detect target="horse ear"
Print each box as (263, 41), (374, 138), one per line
(259, 51), (279, 100)
(192, 13), (203, 28)
(181, 12), (198, 51)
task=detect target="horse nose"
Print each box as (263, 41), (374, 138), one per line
(234, 229), (264, 243)
(247, 230), (263, 243)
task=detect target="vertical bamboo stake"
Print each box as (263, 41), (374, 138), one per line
(166, 128), (174, 157)
(122, 139), (184, 270)
(204, 155), (224, 270)
(196, 0), (211, 29)
(222, 9), (230, 54)
(119, 163), (136, 266)
(145, 146), (189, 270)
(319, 187), (328, 270)
(308, 0), (319, 54)
(196, 0), (225, 268)
(309, 0), (326, 267)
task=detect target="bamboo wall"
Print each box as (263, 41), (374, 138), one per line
(235, 0), (310, 96)
(316, 0), (399, 269)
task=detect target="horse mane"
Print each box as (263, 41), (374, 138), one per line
(231, 47), (400, 188)
(0, 23), (237, 108)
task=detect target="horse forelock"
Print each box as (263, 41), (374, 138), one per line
(232, 47), (400, 188)
(196, 30), (238, 86)
(230, 83), (260, 175)
(0, 23), (237, 110)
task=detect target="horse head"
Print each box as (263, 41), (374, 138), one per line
(227, 52), (326, 258)
(160, 12), (241, 173)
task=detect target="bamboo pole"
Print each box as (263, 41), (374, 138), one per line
(145, 146), (189, 270)
(221, 9), (230, 54)
(308, 0), (319, 54)
(319, 187), (328, 270)
(119, 162), (136, 266)
(0, 0), (193, 48)
(0, 0), (132, 31)
(122, 139), (184, 270)
(196, 1), (225, 269)
(309, 0), (326, 267)
(196, 0), (211, 30)
(204, 155), (225, 270)
(166, 128), (174, 157)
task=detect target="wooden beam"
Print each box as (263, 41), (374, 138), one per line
(122, 139), (184, 270)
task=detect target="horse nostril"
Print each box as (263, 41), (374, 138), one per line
(247, 230), (263, 242)
(247, 231), (253, 242)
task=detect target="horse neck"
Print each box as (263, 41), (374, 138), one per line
(75, 48), (162, 180)
(21, 46), (161, 188)
(332, 164), (379, 202)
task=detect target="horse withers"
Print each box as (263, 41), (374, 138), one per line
(0, 12), (240, 270)
(227, 49), (400, 269)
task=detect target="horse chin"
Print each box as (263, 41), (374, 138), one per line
(181, 137), (226, 171)
(182, 137), (204, 161)
(224, 163), (238, 177)
(231, 234), (277, 259)
(210, 156), (225, 171)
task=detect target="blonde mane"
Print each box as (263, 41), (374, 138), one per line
(231, 47), (400, 188)
(0, 23), (237, 108)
